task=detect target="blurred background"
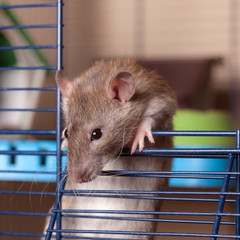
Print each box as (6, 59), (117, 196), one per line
(1, 0), (240, 133)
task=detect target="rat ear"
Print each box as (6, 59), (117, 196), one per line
(108, 71), (135, 105)
(55, 70), (73, 98)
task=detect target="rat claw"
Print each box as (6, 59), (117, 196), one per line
(139, 138), (144, 152)
(131, 141), (138, 155)
(146, 129), (155, 144)
(131, 132), (144, 154)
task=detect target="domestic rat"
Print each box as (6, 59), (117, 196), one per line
(51, 58), (177, 239)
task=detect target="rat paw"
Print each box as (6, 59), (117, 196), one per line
(131, 119), (155, 154)
(61, 138), (68, 150)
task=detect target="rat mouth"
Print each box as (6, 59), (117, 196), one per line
(67, 161), (103, 184)
(73, 171), (100, 183)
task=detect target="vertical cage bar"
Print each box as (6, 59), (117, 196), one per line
(236, 130), (240, 238)
(56, 0), (63, 197)
(45, 175), (67, 240)
(45, 1), (63, 239)
(211, 153), (235, 240)
(56, 1), (63, 240)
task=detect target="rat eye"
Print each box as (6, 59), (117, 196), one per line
(64, 128), (68, 139)
(91, 129), (102, 141)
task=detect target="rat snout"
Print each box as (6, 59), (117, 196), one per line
(66, 131), (106, 183)
(67, 159), (102, 183)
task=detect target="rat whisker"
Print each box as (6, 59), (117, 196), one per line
(71, 180), (79, 199)
(36, 168), (67, 202)
(57, 173), (68, 205)
(40, 180), (54, 203)
(8, 181), (26, 202)
(28, 179), (38, 209)
(108, 124), (126, 167)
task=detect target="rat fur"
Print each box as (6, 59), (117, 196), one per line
(48, 58), (177, 239)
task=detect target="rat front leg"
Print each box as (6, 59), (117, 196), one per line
(131, 117), (155, 154)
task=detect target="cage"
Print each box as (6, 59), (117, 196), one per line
(0, 1), (239, 240)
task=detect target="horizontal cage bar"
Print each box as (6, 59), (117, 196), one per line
(61, 189), (240, 196)
(0, 66), (56, 70)
(0, 4), (57, 9)
(153, 130), (236, 136)
(0, 129), (56, 134)
(0, 108), (56, 112)
(0, 232), (45, 238)
(61, 213), (235, 225)
(0, 211), (51, 217)
(0, 45), (57, 50)
(54, 209), (240, 217)
(0, 24), (57, 30)
(50, 229), (240, 239)
(0, 87), (57, 91)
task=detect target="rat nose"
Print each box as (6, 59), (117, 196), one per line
(67, 160), (100, 183)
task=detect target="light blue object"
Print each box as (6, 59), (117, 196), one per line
(0, 140), (236, 187)
(36, 140), (67, 182)
(169, 145), (235, 188)
(0, 140), (11, 176)
(0, 140), (67, 182)
(170, 110), (235, 187)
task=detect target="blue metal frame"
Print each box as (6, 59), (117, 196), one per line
(0, 1), (60, 239)
(0, 1), (239, 240)
(236, 130), (240, 236)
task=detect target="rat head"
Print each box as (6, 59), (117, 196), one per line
(56, 61), (139, 183)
